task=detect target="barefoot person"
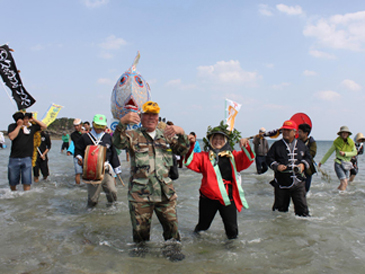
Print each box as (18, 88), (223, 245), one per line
(185, 122), (254, 239)
(8, 111), (47, 191)
(113, 101), (189, 261)
(319, 126), (357, 191)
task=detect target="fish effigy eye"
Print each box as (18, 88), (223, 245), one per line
(134, 76), (144, 87)
(120, 75), (128, 85)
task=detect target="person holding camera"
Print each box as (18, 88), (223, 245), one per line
(266, 120), (312, 217)
(8, 111), (47, 191)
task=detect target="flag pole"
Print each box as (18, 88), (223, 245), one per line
(224, 98), (227, 121)
(1, 82), (17, 110)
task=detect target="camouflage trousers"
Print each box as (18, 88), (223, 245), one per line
(129, 198), (180, 243)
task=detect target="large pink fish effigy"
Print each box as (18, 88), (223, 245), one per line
(111, 51), (151, 127)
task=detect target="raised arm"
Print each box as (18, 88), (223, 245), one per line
(113, 112), (139, 150)
(8, 120), (23, 141)
(32, 118), (47, 130)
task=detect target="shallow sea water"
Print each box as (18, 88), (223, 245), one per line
(1, 140), (365, 274)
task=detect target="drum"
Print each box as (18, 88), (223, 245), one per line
(82, 145), (107, 182)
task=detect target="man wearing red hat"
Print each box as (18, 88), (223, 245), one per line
(266, 120), (312, 216)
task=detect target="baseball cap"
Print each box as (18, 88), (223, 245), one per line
(142, 101), (160, 114)
(93, 114), (107, 126)
(281, 120), (297, 130)
(73, 118), (82, 125)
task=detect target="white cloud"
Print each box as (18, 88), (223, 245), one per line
(309, 50), (336, 59)
(165, 79), (197, 90)
(263, 104), (286, 110)
(303, 70), (317, 76)
(303, 11), (365, 51)
(265, 63), (274, 69)
(341, 79), (361, 91)
(258, 4), (273, 16)
(31, 44), (45, 51)
(276, 4), (303, 16)
(197, 60), (262, 86)
(99, 52), (113, 59)
(315, 90), (341, 101)
(99, 35), (127, 50)
(272, 82), (290, 89)
(30, 43), (63, 51)
(166, 79), (182, 87)
(97, 78), (114, 85)
(146, 78), (157, 85)
(82, 0), (109, 8)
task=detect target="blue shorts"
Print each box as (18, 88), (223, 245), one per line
(73, 157), (83, 174)
(334, 162), (349, 180)
(8, 157), (33, 186)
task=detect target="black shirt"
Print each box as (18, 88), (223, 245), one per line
(74, 132), (121, 169)
(71, 130), (82, 158)
(8, 123), (41, 158)
(37, 131), (51, 159)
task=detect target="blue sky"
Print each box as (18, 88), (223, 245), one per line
(2, 0), (365, 140)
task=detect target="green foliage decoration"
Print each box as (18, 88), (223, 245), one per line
(203, 121), (242, 151)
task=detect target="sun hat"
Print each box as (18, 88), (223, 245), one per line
(281, 120), (298, 131)
(354, 132), (365, 143)
(73, 118), (82, 125)
(337, 126), (352, 136)
(93, 114), (107, 126)
(142, 101), (160, 114)
(259, 127), (266, 133)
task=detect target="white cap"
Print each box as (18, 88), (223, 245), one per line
(73, 118), (82, 125)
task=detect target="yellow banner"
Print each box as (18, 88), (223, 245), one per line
(42, 103), (63, 126)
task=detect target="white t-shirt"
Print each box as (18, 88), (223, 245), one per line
(147, 130), (156, 139)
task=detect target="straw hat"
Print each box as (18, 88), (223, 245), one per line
(355, 132), (365, 143)
(337, 126), (352, 136)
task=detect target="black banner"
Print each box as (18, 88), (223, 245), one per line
(0, 44), (36, 110)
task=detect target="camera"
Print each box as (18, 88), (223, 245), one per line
(293, 165), (301, 174)
(286, 164), (301, 174)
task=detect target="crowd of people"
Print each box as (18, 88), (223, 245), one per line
(4, 102), (365, 261)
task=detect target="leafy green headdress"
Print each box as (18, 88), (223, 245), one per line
(203, 121), (242, 151)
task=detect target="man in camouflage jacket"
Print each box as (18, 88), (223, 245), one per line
(113, 101), (189, 260)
